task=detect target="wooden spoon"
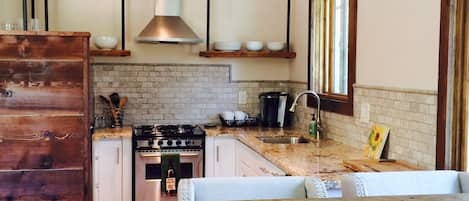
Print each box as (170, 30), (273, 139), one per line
(99, 95), (112, 108)
(119, 96), (128, 109)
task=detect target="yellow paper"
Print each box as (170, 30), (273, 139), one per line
(365, 125), (390, 160)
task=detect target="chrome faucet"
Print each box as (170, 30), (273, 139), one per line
(289, 90), (321, 140)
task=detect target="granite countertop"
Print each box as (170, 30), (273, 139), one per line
(205, 126), (366, 185)
(249, 194), (469, 201)
(92, 127), (132, 141)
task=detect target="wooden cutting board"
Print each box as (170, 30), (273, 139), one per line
(343, 159), (421, 172)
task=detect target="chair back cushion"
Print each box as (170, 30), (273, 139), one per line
(341, 171), (461, 197)
(458, 172), (469, 193)
(191, 177), (306, 201)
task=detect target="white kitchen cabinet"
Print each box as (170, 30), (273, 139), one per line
(235, 140), (286, 177)
(93, 137), (132, 201)
(205, 136), (285, 177)
(205, 136), (236, 177)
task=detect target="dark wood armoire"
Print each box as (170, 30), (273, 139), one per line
(0, 32), (92, 201)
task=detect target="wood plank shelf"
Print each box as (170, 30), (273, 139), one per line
(199, 50), (296, 59)
(90, 49), (131, 57)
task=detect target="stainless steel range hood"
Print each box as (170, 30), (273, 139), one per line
(137, 0), (202, 44)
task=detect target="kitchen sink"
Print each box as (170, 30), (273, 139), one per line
(256, 136), (311, 144)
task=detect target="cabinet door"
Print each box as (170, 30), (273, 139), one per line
(121, 138), (132, 201)
(235, 141), (286, 177)
(93, 139), (123, 201)
(213, 137), (236, 177)
(204, 137), (215, 177)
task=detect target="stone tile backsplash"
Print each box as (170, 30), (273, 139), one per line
(92, 63), (288, 125)
(289, 83), (437, 169)
(92, 63), (437, 169)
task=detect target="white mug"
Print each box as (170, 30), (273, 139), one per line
(234, 111), (248, 120)
(221, 111), (235, 120)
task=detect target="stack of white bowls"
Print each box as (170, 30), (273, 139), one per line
(213, 41), (285, 52)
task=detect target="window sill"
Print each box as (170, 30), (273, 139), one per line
(307, 94), (353, 116)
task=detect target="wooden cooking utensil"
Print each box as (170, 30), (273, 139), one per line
(99, 95), (112, 108)
(109, 93), (120, 108)
(119, 96), (128, 109)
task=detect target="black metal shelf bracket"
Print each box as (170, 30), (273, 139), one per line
(307, 0), (312, 90)
(45, 0), (49, 31)
(22, 0), (28, 31)
(121, 0), (126, 50)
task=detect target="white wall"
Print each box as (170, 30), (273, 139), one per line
(45, 0), (290, 81)
(290, 0), (441, 91)
(0, 0), (21, 24)
(290, 0), (309, 84)
(356, 0), (440, 91)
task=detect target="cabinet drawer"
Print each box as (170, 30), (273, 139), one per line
(0, 116), (86, 170)
(0, 170), (84, 201)
(0, 35), (84, 59)
(0, 61), (84, 111)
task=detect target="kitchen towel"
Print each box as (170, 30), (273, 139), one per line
(161, 152), (181, 192)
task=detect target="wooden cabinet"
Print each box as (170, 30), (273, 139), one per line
(205, 136), (285, 177)
(93, 137), (132, 201)
(0, 32), (91, 201)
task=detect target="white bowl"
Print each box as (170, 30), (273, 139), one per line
(214, 41), (241, 51)
(245, 41), (263, 51)
(267, 42), (285, 51)
(221, 111), (235, 120)
(234, 111), (248, 120)
(94, 36), (118, 50)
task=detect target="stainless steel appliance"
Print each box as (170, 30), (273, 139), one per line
(133, 124), (206, 201)
(259, 92), (292, 128)
(137, 0), (202, 43)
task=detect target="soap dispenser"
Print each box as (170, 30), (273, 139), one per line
(309, 114), (318, 138)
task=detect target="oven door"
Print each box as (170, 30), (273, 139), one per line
(135, 151), (203, 201)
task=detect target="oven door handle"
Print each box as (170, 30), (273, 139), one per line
(139, 152), (201, 157)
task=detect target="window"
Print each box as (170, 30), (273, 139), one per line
(308, 0), (357, 115)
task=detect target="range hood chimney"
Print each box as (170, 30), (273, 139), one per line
(137, 0), (202, 44)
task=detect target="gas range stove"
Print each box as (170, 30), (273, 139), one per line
(133, 124), (206, 152)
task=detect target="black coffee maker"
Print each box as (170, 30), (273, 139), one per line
(259, 92), (292, 128)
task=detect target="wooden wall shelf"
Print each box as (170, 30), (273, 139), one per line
(199, 50), (296, 58)
(90, 49), (131, 57)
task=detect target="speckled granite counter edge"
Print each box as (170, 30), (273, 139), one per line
(92, 127), (132, 141)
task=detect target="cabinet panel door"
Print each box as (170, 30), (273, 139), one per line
(0, 61), (84, 111)
(0, 116), (85, 170)
(0, 170), (84, 201)
(204, 137), (215, 177)
(213, 138), (236, 177)
(0, 35), (84, 59)
(235, 141), (286, 176)
(121, 138), (132, 201)
(94, 140), (122, 201)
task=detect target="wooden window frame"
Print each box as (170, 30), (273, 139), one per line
(436, 0), (454, 170)
(307, 0), (357, 116)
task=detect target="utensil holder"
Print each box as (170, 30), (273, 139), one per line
(111, 107), (125, 128)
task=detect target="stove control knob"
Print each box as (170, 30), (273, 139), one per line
(167, 140), (173, 146)
(185, 140), (192, 145)
(176, 140), (182, 146)
(157, 140), (164, 146)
